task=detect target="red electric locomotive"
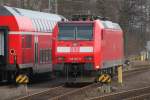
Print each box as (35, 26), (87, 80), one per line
(0, 6), (64, 82)
(52, 15), (124, 82)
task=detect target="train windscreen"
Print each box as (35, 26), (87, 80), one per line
(58, 23), (93, 40)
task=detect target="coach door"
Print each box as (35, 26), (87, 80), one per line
(0, 29), (7, 65)
(34, 35), (38, 73)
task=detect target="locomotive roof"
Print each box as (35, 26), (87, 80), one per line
(0, 6), (63, 32)
(101, 21), (121, 30)
(58, 20), (121, 30)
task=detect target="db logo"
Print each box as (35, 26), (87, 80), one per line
(71, 47), (79, 52)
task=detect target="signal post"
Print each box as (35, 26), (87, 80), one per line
(118, 65), (123, 84)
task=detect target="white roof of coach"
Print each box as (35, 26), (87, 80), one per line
(4, 6), (62, 32)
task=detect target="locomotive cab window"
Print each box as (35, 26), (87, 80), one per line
(76, 25), (93, 40)
(58, 23), (93, 40)
(58, 25), (75, 40)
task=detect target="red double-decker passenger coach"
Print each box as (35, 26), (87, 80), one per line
(0, 6), (63, 82)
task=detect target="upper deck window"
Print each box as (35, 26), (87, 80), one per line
(58, 23), (93, 40)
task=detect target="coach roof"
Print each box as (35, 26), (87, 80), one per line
(0, 6), (62, 32)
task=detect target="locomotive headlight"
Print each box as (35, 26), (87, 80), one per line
(57, 56), (65, 61)
(96, 66), (100, 69)
(85, 56), (93, 61)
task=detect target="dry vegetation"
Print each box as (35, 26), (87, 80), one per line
(0, 0), (150, 56)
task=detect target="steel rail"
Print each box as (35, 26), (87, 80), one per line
(124, 92), (150, 100)
(16, 85), (64, 100)
(89, 86), (150, 100)
(16, 65), (150, 100)
(50, 82), (99, 100)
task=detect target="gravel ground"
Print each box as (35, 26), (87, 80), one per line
(0, 76), (64, 100)
(65, 63), (150, 100)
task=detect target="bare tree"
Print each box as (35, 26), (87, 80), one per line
(119, 0), (149, 55)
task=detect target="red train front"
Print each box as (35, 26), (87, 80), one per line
(52, 15), (124, 82)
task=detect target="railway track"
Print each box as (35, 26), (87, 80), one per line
(123, 64), (150, 76)
(16, 83), (100, 100)
(89, 86), (150, 100)
(86, 65), (150, 100)
(15, 64), (150, 100)
(125, 92), (150, 100)
(16, 85), (66, 100)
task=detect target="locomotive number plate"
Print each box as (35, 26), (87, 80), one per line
(70, 47), (79, 52)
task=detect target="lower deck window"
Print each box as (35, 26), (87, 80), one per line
(22, 35), (32, 48)
(40, 48), (51, 64)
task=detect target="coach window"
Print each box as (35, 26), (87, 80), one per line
(34, 19), (40, 32)
(42, 20), (45, 32)
(26, 35), (32, 48)
(47, 20), (51, 32)
(47, 21), (50, 32)
(22, 35), (32, 48)
(47, 49), (51, 62)
(38, 19), (43, 32)
(40, 49), (43, 63)
(36, 19), (41, 32)
(40, 19), (45, 32)
(45, 20), (49, 32)
(38, 19), (42, 32)
(44, 20), (48, 32)
(40, 48), (51, 64)
(49, 21), (53, 32)
(32, 19), (37, 31)
(44, 19), (48, 32)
